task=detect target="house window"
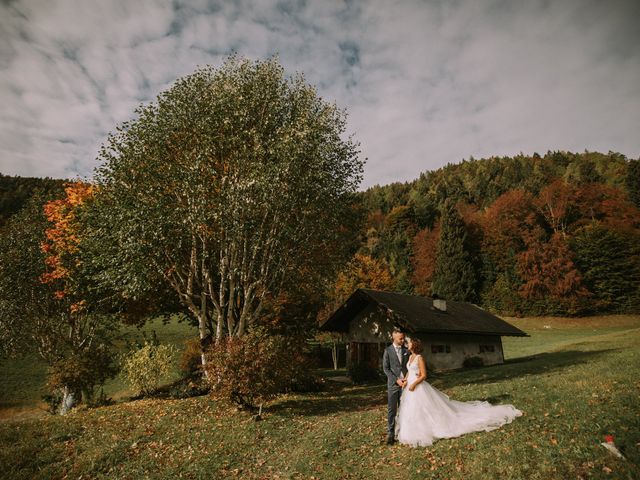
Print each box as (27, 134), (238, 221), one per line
(479, 344), (495, 353)
(431, 344), (451, 354)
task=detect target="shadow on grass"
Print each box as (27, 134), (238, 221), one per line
(430, 348), (616, 390)
(269, 348), (615, 418)
(480, 393), (513, 403)
(127, 375), (210, 402)
(269, 382), (387, 418)
(0, 400), (30, 410)
(314, 368), (348, 378)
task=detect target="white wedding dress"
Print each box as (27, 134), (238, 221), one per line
(395, 354), (522, 447)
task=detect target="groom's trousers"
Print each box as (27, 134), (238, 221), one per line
(387, 384), (402, 437)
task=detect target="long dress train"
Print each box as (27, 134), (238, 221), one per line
(395, 354), (522, 447)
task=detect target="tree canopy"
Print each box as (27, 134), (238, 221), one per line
(353, 151), (640, 315)
(86, 55), (363, 365)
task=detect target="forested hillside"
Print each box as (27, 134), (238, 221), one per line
(0, 173), (65, 227)
(2, 151), (639, 318)
(339, 151), (640, 316)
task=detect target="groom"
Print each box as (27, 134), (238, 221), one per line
(382, 327), (409, 445)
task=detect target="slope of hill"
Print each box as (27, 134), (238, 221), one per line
(345, 151), (640, 316)
(2, 151), (639, 318)
(361, 150), (636, 214)
(0, 173), (66, 227)
(1, 314), (638, 479)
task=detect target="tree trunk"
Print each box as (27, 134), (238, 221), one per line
(198, 314), (211, 380)
(332, 341), (338, 370)
(81, 386), (93, 405)
(59, 385), (77, 415)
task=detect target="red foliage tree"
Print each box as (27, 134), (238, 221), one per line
(516, 228), (592, 312)
(534, 177), (576, 237)
(478, 189), (538, 270)
(572, 183), (640, 234)
(410, 221), (440, 295)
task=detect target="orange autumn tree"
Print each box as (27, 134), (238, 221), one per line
(318, 251), (395, 326)
(40, 181), (95, 311)
(533, 179), (640, 237)
(518, 180), (639, 312)
(331, 252), (394, 304)
(37, 181), (117, 414)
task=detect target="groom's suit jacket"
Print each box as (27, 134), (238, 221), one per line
(382, 343), (409, 390)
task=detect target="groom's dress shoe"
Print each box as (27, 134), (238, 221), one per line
(386, 435), (395, 445)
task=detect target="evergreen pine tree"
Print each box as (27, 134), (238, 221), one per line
(571, 222), (640, 313)
(626, 158), (640, 209)
(431, 199), (477, 301)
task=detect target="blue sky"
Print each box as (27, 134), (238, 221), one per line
(1, 0), (639, 189)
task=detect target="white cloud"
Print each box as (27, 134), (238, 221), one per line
(1, 0), (639, 188)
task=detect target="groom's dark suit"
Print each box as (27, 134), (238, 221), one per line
(382, 342), (409, 441)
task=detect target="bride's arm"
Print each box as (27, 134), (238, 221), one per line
(409, 355), (427, 391)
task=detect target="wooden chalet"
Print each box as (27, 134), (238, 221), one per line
(319, 288), (528, 372)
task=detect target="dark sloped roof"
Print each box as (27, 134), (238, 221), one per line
(320, 288), (528, 337)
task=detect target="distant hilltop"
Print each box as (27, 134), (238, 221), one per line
(0, 173), (66, 227)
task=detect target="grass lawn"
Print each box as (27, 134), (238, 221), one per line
(0, 315), (639, 479)
(502, 314), (640, 359)
(0, 315), (198, 418)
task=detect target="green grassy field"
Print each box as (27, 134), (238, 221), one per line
(0, 315), (198, 419)
(1, 315), (639, 479)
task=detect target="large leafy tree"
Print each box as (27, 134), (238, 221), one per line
(87, 56), (363, 370)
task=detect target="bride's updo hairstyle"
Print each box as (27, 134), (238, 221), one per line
(408, 337), (423, 354)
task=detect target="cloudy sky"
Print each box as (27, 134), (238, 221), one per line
(1, 0), (639, 189)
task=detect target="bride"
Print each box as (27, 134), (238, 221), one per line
(395, 337), (522, 447)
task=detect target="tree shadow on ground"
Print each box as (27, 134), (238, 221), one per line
(268, 348), (615, 418)
(429, 348), (616, 391)
(268, 382), (387, 418)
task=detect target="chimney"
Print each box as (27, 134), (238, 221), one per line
(432, 294), (447, 312)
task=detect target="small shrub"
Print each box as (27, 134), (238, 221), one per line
(179, 337), (204, 377)
(45, 342), (119, 411)
(348, 362), (383, 384)
(463, 356), (484, 368)
(204, 325), (316, 410)
(120, 341), (177, 397)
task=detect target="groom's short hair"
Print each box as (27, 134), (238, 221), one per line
(392, 326), (405, 334)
